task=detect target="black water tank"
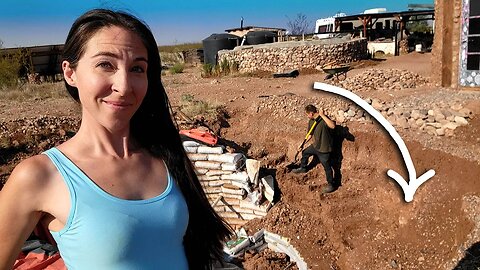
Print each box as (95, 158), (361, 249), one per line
(245, 31), (276, 45)
(202, 34), (240, 65)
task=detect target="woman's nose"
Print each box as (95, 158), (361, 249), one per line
(112, 70), (132, 95)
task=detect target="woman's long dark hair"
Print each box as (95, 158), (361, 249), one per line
(62, 9), (233, 269)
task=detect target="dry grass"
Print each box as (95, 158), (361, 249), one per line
(158, 43), (202, 53)
(0, 82), (68, 101)
(179, 93), (223, 119)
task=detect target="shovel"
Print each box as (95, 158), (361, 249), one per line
(286, 120), (320, 171)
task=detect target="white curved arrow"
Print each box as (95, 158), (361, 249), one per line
(313, 82), (435, 202)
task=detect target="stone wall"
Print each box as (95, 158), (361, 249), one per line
(218, 38), (367, 73)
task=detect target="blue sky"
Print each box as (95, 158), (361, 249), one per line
(0, 0), (433, 48)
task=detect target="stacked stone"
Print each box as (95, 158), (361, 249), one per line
(183, 140), (270, 227)
(251, 94), (473, 137)
(334, 69), (430, 92)
(334, 99), (473, 136)
(252, 94), (352, 122)
(218, 39), (367, 73)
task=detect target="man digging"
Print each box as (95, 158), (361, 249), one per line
(292, 104), (338, 194)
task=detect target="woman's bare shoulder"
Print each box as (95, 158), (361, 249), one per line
(3, 153), (58, 197)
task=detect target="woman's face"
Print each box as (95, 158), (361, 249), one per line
(63, 26), (148, 131)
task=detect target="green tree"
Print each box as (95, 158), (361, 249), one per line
(0, 40), (23, 88)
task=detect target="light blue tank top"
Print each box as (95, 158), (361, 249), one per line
(43, 148), (189, 270)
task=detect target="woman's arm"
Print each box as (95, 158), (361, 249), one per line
(0, 156), (51, 269)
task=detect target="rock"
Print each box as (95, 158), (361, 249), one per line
(415, 119), (425, 126)
(425, 126), (436, 135)
(445, 128), (455, 137)
(347, 109), (356, 117)
(411, 109), (421, 120)
(372, 99), (384, 110)
(438, 119), (450, 125)
(458, 108), (472, 118)
(436, 129), (445, 136)
(393, 108), (404, 116)
(454, 116), (468, 126)
(387, 115), (397, 126)
(442, 110), (453, 117)
(426, 122), (442, 128)
(434, 113), (446, 122)
(450, 103), (463, 111)
(408, 118), (417, 128)
(397, 117), (409, 129)
(443, 122), (459, 130)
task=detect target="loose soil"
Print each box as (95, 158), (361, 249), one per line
(1, 52), (479, 269)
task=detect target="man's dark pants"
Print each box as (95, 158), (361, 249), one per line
(300, 145), (335, 186)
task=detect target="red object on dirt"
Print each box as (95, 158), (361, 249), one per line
(179, 129), (218, 146)
(14, 252), (66, 270)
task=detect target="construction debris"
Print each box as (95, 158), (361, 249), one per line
(223, 229), (307, 270)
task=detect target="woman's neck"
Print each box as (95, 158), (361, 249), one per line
(72, 117), (137, 159)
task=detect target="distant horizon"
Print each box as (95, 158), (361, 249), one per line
(0, 0), (434, 49)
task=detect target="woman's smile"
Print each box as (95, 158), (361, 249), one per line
(102, 100), (133, 110)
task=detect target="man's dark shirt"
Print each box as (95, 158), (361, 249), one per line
(308, 117), (333, 153)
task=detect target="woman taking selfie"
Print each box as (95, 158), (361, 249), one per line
(0, 9), (232, 269)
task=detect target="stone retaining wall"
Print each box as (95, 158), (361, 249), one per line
(218, 38), (368, 73)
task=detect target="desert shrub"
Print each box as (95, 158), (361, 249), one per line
(201, 59), (239, 78)
(0, 55), (21, 88)
(0, 47), (32, 89)
(169, 62), (185, 74)
(202, 63), (214, 77)
(219, 58), (230, 76)
(179, 93), (223, 119)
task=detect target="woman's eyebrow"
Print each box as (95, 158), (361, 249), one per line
(92, 51), (148, 62)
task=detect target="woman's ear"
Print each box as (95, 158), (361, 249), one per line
(62, 61), (76, 87)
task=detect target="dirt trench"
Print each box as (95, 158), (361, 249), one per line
(220, 107), (480, 270)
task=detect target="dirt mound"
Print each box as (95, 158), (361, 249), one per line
(240, 129), (480, 270)
(0, 116), (79, 185)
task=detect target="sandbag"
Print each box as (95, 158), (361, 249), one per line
(197, 175), (221, 181)
(195, 168), (209, 175)
(182, 140), (201, 147)
(246, 159), (261, 187)
(221, 171), (249, 182)
(194, 161), (222, 170)
(221, 163), (240, 171)
(206, 170), (231, 176)
(187, 153), (209, 161)
(184, 146), (198, 153)
(207, 153), (244, 164)
(197, 146), (224, 154)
